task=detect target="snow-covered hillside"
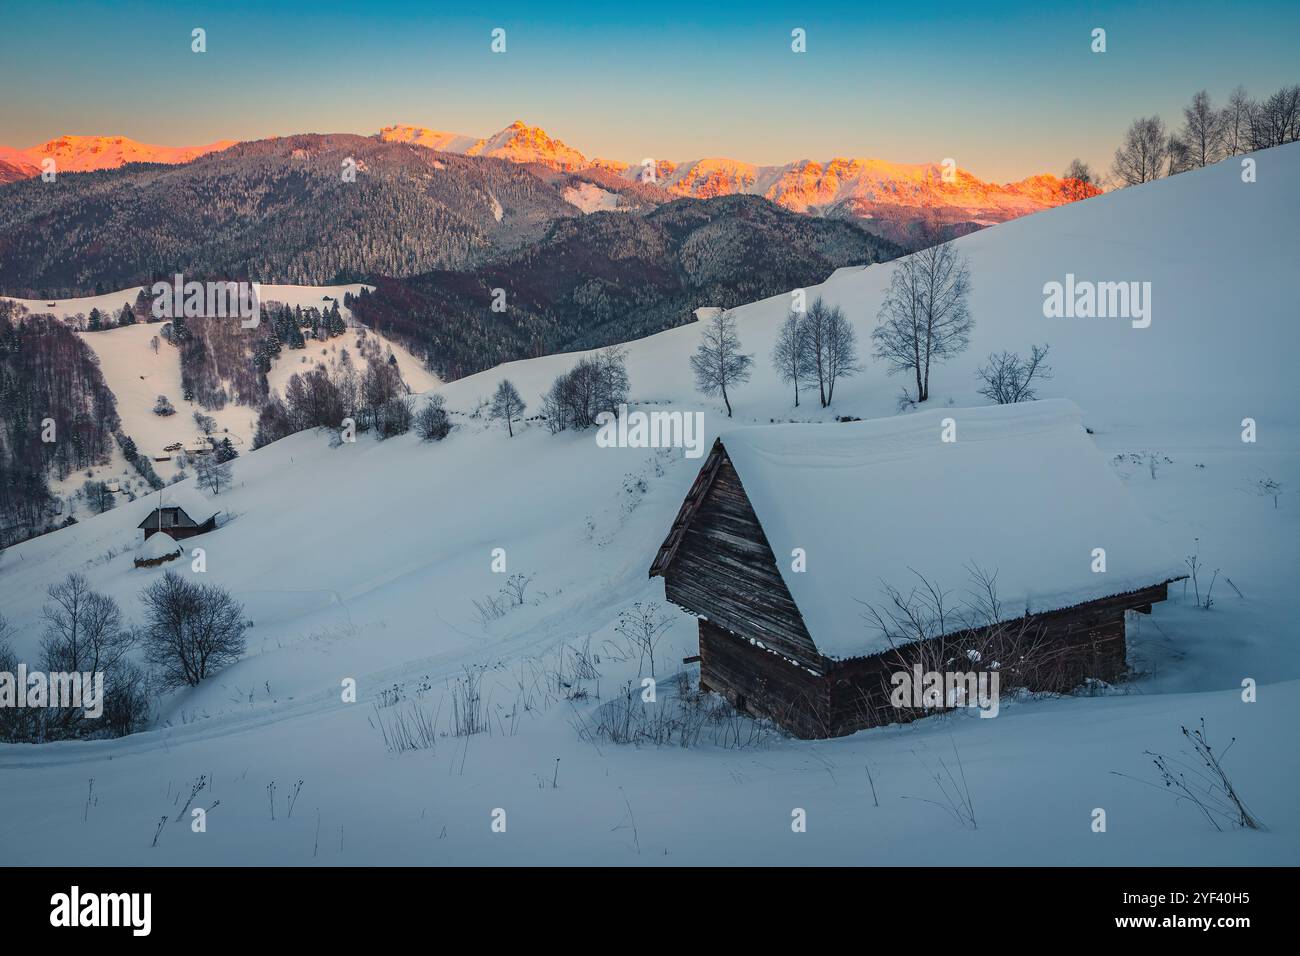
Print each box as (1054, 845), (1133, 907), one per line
(2, 284), (439, 489)
(1, 147), (1296, 866)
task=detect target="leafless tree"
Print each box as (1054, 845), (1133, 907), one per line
(1178, 90), (1226, 169)
(0, 619), (44, 742)
(489, 379), (526, 436)
(872, 242), (973, 403)
(40, 573), (134, 678)
(1220, 86), (1254, 157)
(541, 346), (629, 432)
(1064, 158), (1096, 184)
(771, 310), (812, 407)
(1248, 84), (1300, 149)
(1061, 159), (1100, 201)
(39, 574), (137, 737)
(1166, 135), (1193, 176)
(690, 310), (752, 417)
(82, 479), (116, 514)
(195, 455), (233, 495)
(803, 297), (861, 407)
(1112, 116), (1169, 185)
(976, 344), (1054, 404)
(140, 571), (247, 689)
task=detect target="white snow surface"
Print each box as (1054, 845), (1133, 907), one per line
(721, 400), (1184, 659)
(0, 146), (1297, 865)
(139, 531), (181, 561)
(563, 182), (625, 214)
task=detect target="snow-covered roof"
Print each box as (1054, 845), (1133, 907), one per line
(136, 485), (217, 525)
(718, 399), (1184, 660)
(140, 531), (182, 560)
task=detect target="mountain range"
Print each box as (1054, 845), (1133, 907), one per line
(0, 133), (897, 380)
(2, 121), (1099, 245)
(379, 120), (1100, 244)
(0, 135), (236, 182)
(348, 192), (895, 380)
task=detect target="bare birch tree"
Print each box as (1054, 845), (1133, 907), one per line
(803, 297), (860, 408)
(771, 310), (811, 407)
(1112, 116), (1169, 185)
(1221, 86), (1253, 157)
(490, 379), (525, 436)
(1178, 90), (1226, 169)
(690, 310), (752, 417)
(872, 242), (973, 403)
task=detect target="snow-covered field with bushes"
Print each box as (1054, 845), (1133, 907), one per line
(0, 146), (1296, 865)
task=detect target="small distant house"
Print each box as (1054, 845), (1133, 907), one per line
(650, 400), (1183, 739)
(137, 488), (219, 541)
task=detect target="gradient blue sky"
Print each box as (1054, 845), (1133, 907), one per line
(2, 0), (1297, 180)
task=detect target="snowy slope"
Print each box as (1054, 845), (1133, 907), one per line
(1, 146), (1297, 866)
(2, 283), (439, 468)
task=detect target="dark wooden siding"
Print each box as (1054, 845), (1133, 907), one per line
(142, 513), (216, 540)
(701, 583), (1167, 739)
(659, 452), (822, 671)
(698, 620), (832, 739)
(825, 589), (1153, 734)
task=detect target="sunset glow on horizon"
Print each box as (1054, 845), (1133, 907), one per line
(2, 0), (1298, 181)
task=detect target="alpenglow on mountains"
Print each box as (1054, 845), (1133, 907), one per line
(1, 120), (1100, 245)
(378, 119), (1101, 243)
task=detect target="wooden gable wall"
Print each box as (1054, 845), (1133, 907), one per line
(654, 445), (824, 673)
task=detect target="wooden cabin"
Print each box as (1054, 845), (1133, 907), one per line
(137, 488), (218, 541)
(650, 400), (1183, 739)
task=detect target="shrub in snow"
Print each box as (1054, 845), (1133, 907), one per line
(1120, 719), (1264, 831)
(374, 396), (412, 439)
(614, 601), (674, 678)
(975, 344), (1054, 404)
(152, 394), (176, 416)
(414, 395), (451, 441)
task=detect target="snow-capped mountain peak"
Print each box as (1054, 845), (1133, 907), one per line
(6, 134), (237, 173)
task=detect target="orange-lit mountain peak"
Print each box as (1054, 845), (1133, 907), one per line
(12, 135), (236, 173)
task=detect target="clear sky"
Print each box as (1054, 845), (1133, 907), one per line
(2, 0), (1297, 181)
